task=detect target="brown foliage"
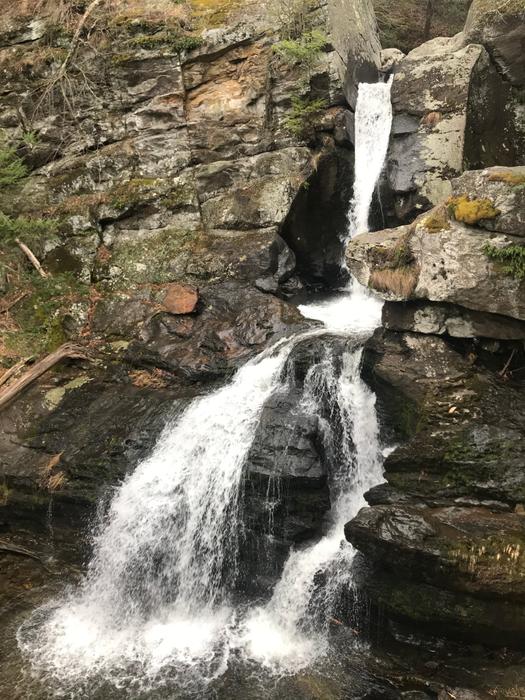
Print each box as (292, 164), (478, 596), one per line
(369, 266), (419, 298)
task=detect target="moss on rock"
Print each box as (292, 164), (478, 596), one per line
(448, 195), (501, 225)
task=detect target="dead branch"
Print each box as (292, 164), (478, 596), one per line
(499, 349), (516, 378)
(36, 0), (106, 110)
(15, 238), (48, 278)
(0, 291), (29, 314)
(0, 357), (32, 388)
(0, 343), (88, 411)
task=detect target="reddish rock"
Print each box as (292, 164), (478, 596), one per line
(162, 284), (199, 315)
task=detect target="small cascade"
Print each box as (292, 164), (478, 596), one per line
(348, 78), (394, 238)
(241, 343), (383, 671)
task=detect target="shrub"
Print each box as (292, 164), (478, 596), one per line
(273, 30), (328, 68)
(283, 96), (326, 138)
(0, 212), (59, 244)
(0, 143), (27, 187)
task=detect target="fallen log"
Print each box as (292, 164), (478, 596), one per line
(0, 343), (88, 411)
(0, 357), (32, 388)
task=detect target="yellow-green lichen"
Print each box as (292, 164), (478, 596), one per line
(422, 208), (451, 232)
(447, 195), (501, 225)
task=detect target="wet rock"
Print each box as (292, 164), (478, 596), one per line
(281, 148), (354, 286)
(347, 328), (525, 647)
(0, 369), (182, 533)
(255, 234), (296, 294)
(127, 283), (312, 381)
(240, 335), (349, 592)
(346, 505), (525, 601)
(382, 301), (525, 340)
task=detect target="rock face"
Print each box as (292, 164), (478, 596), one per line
(382, 301), (525, 340)
(346, 168), (525, 325)
(348, 328), (525, 646)
(385, 36), (525, 222)
(344, 158), (525, 648)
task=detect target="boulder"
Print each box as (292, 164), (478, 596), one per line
(382, 301), (525, 340)
(463, 0), (525, 87)
(162, 283), (199, 315)
(380, 48), (405, 72)
(451, 167), (525, 237)
(240, 334), (349, 592)
(327, 0), (382, 108)
(385, 37), (525, 221)
(346, 171), (525, 321)
(127, 283), (312, 381)
(346, 328), (525, 646)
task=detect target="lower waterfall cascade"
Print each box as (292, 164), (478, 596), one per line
(17, 80), (394, 696)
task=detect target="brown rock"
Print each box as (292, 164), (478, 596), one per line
(162, 283), (199, 315)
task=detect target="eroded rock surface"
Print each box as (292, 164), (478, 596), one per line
(384, 35), (525, 222)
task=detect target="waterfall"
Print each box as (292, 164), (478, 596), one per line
(348, 78), (394, 238)
(240, 342), (383, 671)
(18, 81), (392, 694)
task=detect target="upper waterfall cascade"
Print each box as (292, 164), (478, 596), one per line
(18, 81), (393, 695)
(348, 77), (394, 238)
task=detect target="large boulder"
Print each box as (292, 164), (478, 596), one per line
(385, 37), (524, 222)
(327, 0), (382, 108)
(463, 0), (525, 87)
(346, 168), (525, 323)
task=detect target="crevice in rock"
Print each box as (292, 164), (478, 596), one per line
(280, 147), (354, 288)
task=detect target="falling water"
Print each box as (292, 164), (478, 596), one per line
(18, 81), (392, 694)
(240, 78), (393, 671)
(240, 340), (383, 671)
(348, 78), (394, 238)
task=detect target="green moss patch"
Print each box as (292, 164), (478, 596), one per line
(483, 243), (525, 280)
(108, 228), (198, 286)
(5, 272), (89, 357)
(130, 31), (203, 53)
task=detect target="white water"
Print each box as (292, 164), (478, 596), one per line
(240, 340), (383, 671)
(18, 81), (392, 693)
(348, 77), (393, 238)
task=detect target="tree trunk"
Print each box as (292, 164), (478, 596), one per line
(424, 0), (434, 40)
